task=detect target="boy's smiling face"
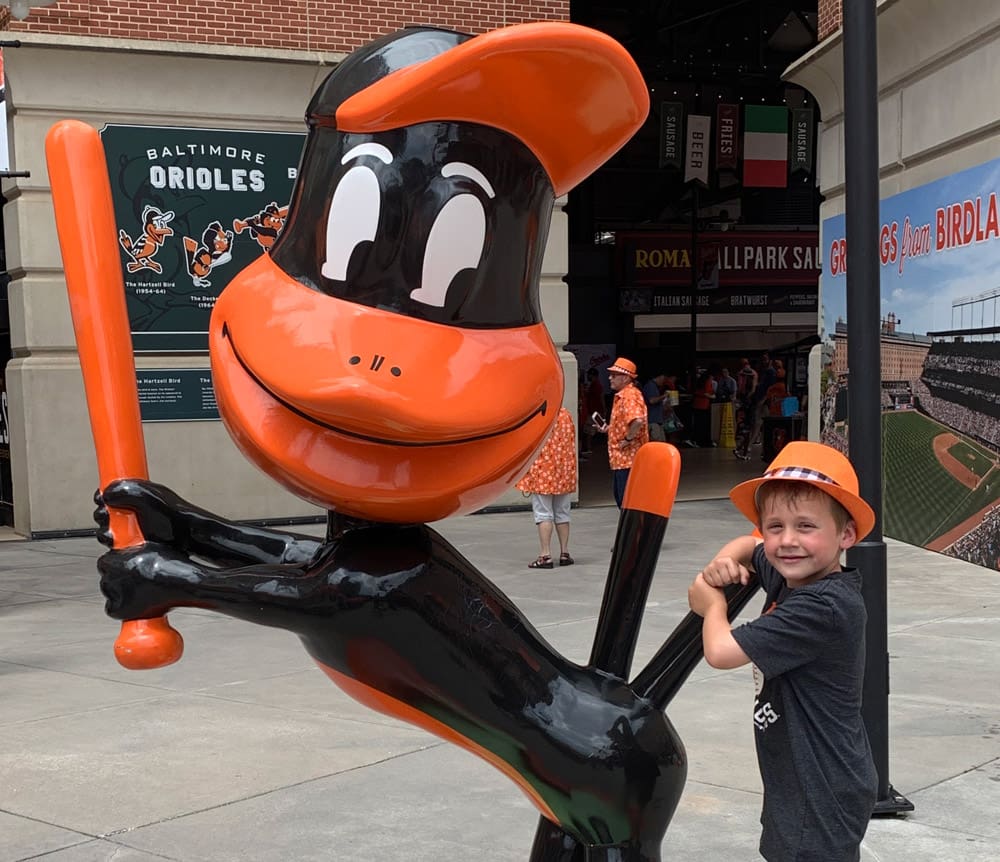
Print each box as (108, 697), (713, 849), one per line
(758, 485), (858, 587)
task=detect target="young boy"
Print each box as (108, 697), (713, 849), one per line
(688, 441), (878, 862)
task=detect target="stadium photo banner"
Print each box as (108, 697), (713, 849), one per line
(101, 125), (305, 352)
(821, 155), (1000, 572)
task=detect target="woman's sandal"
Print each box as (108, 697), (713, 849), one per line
(528, 555), (554, 569)
(559, 553), (574, 567)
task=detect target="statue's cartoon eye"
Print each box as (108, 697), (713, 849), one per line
(409, 195), (485, 308)
(410, 163), (494, 309)
(321, 143), (391, 282)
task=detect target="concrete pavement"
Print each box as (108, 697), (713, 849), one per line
(1, 501), (999, 861)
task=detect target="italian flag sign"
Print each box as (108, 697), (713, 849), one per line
(743, 105), (787, 188)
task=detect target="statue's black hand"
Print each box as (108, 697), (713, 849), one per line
(98, 543), (182, 621)
(94, 479), (191, 549)
(93, 487), (113, 547)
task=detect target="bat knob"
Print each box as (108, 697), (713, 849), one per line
(114, 617), (184, 669)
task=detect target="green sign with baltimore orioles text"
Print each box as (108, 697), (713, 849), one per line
(101, 124), (305, 352)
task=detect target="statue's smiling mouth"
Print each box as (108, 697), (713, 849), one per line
(220, 322), (547, 446)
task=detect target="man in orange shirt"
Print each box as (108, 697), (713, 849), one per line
(594, 356), (648, 507)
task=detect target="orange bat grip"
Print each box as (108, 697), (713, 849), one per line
(621, 442), (681, 518)
(46, 120), (183, 670)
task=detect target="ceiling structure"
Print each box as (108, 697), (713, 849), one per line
(578, 0), (818, 83)
(570, 1), (821, 231)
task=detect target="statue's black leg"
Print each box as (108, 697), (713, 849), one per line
(528, 445), (680, 862)
(584, 841), (661, 862)
(529, 822), (586, 862)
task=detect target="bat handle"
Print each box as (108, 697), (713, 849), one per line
(107, 507), (184, 669)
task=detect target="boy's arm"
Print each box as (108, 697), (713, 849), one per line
(687, 576), (752, 669)
(699, 534), (760, 587)
(687, 533), (760, 669)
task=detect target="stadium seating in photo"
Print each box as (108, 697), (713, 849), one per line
(882, 411), (1000, 548)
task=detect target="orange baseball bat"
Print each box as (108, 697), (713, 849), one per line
(46, 119), (184, 670)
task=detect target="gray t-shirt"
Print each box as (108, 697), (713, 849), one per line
(731, 544), (878, 862)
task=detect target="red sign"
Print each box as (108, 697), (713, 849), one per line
(716, 103), (739, 173)
(618, 230), (820, 288)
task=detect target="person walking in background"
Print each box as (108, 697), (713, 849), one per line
(641, 371), (671, 442)
(580, 367), (605, 457)
(765, 366), (789, 417)
(715, 367), (737, 403)
(745, 351), (777, 453)
(734, 357), (760, 460)
(594, 356), (647, 507)
(690, 368), (716, 447)
(516, 406), (577, 569)
(736, 357), (758, 405)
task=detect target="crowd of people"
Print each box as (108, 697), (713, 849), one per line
(818, 376), (850, 456)
(527, 350), (810, 568)
(914, 368), (1000, 450)
(912, 378), (1000, 449)
(575, 352), (801, 462)
(945, 505), (1000, 570)
(733, 352), (796, 460)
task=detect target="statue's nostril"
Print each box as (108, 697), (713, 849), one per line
(347, 355), (400, 374)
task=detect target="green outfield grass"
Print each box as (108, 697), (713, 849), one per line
(946, 465), (1000, 534)
(882, 412), (976, 546)
(947, 439), (996, 479)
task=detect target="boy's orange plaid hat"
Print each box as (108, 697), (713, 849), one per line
(729, 441), (876, 539)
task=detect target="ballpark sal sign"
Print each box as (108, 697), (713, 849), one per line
(618, 231), (820, 287)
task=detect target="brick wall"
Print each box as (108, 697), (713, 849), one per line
(818, 0), (843, 39)
(2, 0), (569, 51)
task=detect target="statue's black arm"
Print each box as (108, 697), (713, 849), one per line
(96, 478), (324, 567)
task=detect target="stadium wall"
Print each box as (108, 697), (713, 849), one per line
(0, 1), (573, 534)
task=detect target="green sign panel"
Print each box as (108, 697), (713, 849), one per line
(101, 124), (305, 353)
(136, 369), (219, 422)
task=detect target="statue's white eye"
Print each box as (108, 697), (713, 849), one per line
(409, 193), (486, 308)
(321, 165), (380, 282)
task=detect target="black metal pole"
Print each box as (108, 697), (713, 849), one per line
(689, 186), (699, 392)
(841, 0), (912, 816)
